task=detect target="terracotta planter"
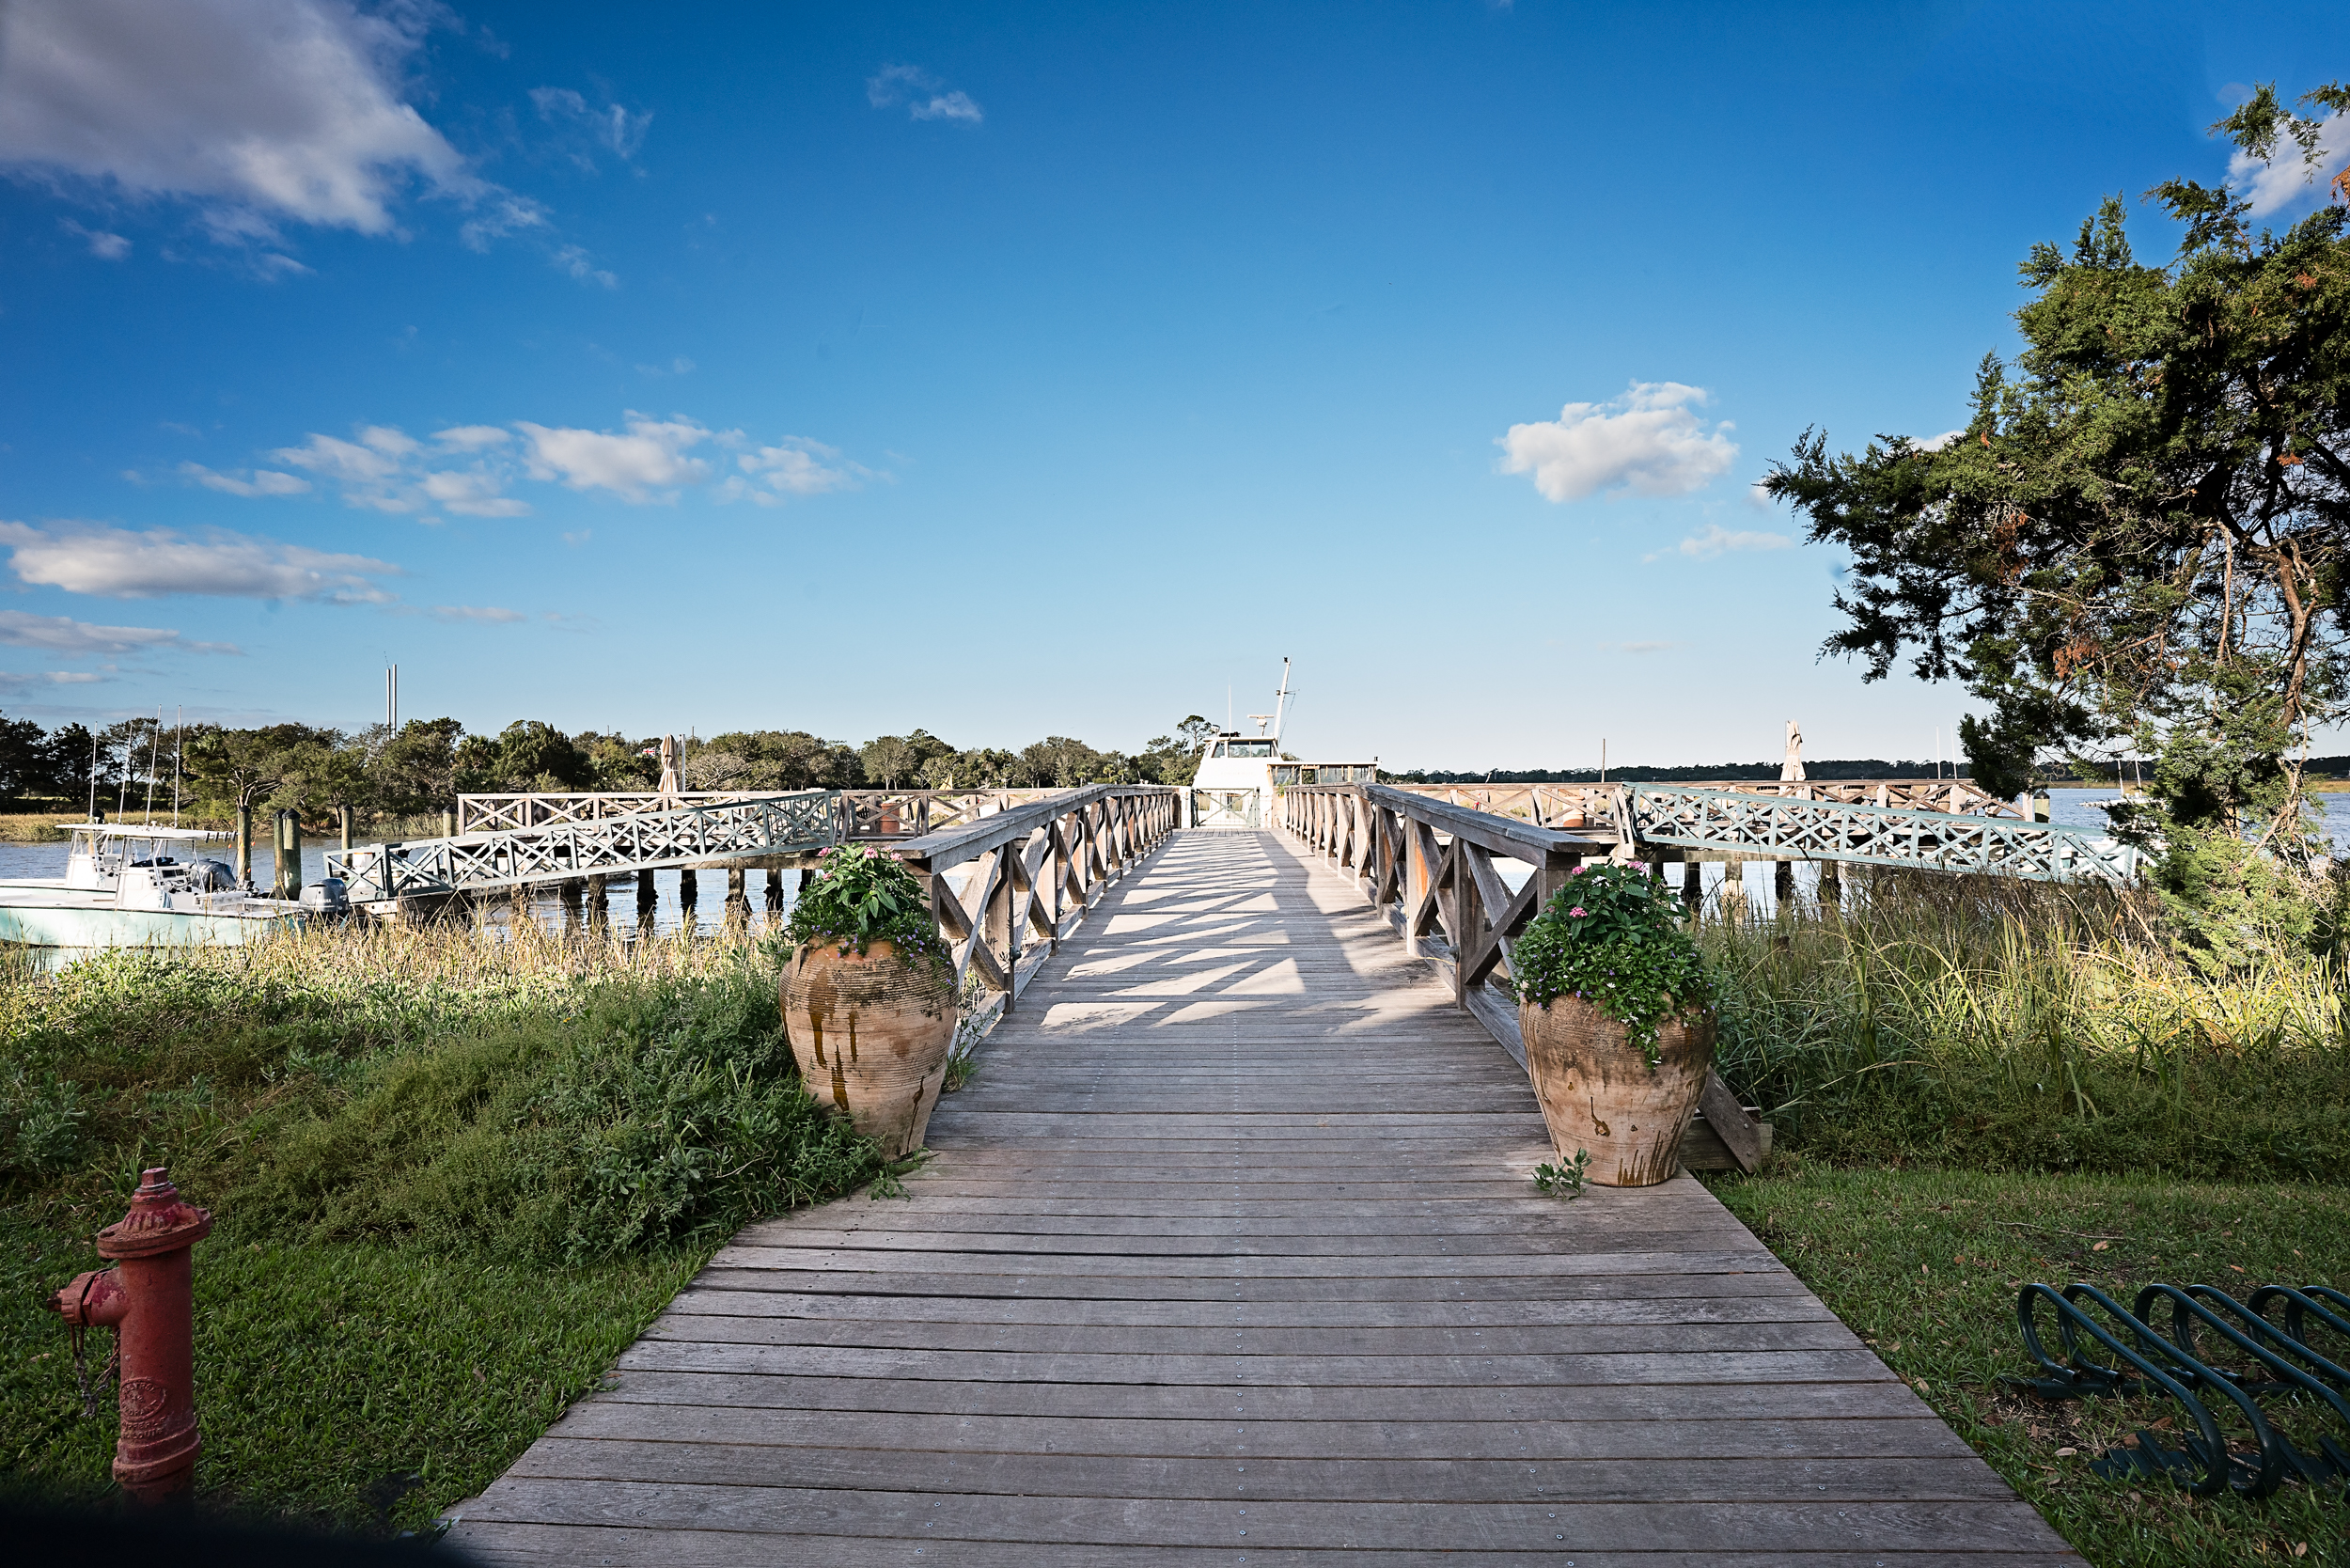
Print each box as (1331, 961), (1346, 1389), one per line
(1519, 996), (1716, 1187)
(782, 939), (956, 1159)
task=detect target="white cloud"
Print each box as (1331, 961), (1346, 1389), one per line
(0, 669), (108, 688)
(269, 429), (408, 484)
(1653, 524), (1793, 562)
(2231, 111), (2350, 217)
(432, 425), (510, 451)
(180, 463), (311, 497)
(912, 92), (983, 125)
(723, 437), (869, 506)
(419, 469), (529, 517)
(59, 217), (130, 259)
(1499, 382), (1739, 502)
(0, 520), (400, 602)
(0, 609), (240, 654)
(551, 243), (618, 289)
(530, 86), (652, 165)
(867, 64), (983, 126)
(1913, 430), (1966, 451)
(516, 414), (713, 500)
(431, 604), (526, 624)
(1616, 640), (1676, 653)
(0, 0), (478, 241)
(456, 194), (551, 252)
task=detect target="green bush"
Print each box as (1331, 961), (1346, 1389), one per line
(1509, 861), (1714, 1064)
(227, 971), (882, 1262)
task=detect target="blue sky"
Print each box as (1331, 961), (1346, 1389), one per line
(2, 1), (2344, 770)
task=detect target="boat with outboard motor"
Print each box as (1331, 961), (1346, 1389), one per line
(0, 823), (339, 950)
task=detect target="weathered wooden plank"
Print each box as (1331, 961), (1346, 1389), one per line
(450, 827), (2071, 1567)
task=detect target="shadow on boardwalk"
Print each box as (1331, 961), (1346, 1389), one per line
(449, 828), (2080, 1565)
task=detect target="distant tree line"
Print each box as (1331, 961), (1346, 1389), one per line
(1388, 759), (1982, 786)
(0, 712), (1224, 824)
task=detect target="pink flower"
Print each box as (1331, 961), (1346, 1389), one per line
(1570, 865), (1587, 876)
(1569, 906), (1587, 917)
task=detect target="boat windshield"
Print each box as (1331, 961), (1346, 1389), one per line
(1218, 741), (1277, 758)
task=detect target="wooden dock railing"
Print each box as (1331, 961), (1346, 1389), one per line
(889, 784), (1182, 1023)
(1282, 781), (1771, 1173)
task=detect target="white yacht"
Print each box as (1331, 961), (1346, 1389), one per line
(0, 823), (324, 951)
(1188, 661), (1378, 827)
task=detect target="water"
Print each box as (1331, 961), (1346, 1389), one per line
(0, 838), (797, 939)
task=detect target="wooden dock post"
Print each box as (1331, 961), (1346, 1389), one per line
(1682, 858), (1701, 910)
(1719, 862), (1747, 922)
(1818, 863), (1841, 912)
(274, 809), (303, 900)
(234, 804), (254, 888)
(678, 867), (698, 921)
(726, 866), (748, 926)
(585, 873), (607, 927)
(763, 868), (784, 914)
(439, 808), (456, 839)
(338, 804), (353, 855)
(1774, 858), (1795, 905)
(634, 869), (657, 926)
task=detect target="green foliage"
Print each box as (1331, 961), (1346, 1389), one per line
(781, 842), (952, 973)
(227, 974), (882, 1263)
(0, 1067), (86, 1178)
(1507, 861), (1714, 1066)
(1712, 1166), (2350, 1567)
(1531, 1149), (1590, 1199)
(1763, 78), (2350, 938)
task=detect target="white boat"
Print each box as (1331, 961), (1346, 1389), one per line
(0, 823), (325, 951)
(1189, 661), (1378, 827)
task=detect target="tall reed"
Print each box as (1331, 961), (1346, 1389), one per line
(1703, 869), (2350, 1180)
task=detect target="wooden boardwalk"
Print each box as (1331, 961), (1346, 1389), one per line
(450, 829), (2079, 1565)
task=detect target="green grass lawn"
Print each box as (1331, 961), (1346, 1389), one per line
(2, 1190), (711, 1533)
(1706, 1163), (2350, 1568)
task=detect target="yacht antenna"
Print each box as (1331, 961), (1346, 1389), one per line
(87, 735), (98, 822)
(173, 706), (182, 826)
(1271, 657), (1292, 744)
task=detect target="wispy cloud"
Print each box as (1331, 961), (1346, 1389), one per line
(188, 413), (880, 514)
(430, 604), (527, 624)
(0, 520), (400, 602)
(867, 64), (984, 126)
(1647, 523), (1792, 562)
(0, 609), (239, 654)
(530, 86), (652, 167)
(59, 217), (131, 259)
(717, 436), (872, 507)
(1499, 382), (1738, 502)
(180, 462), (310, 497)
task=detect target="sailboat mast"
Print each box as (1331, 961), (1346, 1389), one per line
(1271, 658), (1292, 745)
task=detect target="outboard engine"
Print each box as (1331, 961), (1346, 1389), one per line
(188, 859), (237, 892)
(299, 877), (350, 916)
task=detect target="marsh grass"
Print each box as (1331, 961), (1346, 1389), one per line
(1, 918), (884, 1529)
(1703, 870), (2350, 1180)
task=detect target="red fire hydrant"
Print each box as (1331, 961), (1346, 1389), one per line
(51, 1167), (213, 1502)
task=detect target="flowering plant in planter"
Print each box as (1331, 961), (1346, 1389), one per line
(1506, 860), (1713, 1070)
(782, 844), (952, 976)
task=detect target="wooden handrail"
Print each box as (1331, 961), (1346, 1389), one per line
(883, 785), (1183, 1020)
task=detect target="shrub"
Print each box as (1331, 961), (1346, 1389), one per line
(1508, 861), (1714, 1065)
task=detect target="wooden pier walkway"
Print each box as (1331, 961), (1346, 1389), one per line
(449, 828), (2079, 1565)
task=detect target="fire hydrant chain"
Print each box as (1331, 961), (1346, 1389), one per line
(69, 1320), (120, 1419)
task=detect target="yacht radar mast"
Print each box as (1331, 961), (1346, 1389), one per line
(1271, 658), (1292, 745)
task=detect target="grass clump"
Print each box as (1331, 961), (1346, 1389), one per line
(1709, 1164), (2348, 1567)
(1, 918), (885, 1530)
(1703, 870), (2350, 1181)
